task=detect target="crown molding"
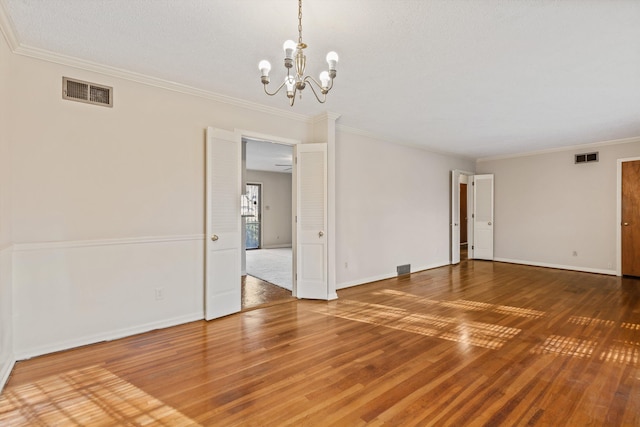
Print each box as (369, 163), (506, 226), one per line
(311, 111), (342, 123)
(0, 0), (19, 50)
(6, 35), (310, 123)
(477, 135), (640, 163)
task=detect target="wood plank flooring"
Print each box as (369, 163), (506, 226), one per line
(242, 275), (294, 311)
(2, 260), (640, 426)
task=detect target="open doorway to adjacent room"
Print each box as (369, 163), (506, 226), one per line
(459, 176), (469, 261)
(242, 138), (295, 310)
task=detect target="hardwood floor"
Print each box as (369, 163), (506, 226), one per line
(2, 260), (640, 426)
(242, 274), (295, 311)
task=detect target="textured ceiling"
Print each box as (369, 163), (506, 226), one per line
(2, 0), (640, 159)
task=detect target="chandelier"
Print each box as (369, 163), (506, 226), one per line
(258, 0), (339, 106)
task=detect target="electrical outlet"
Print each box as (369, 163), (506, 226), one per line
(155, 288), (164, 301)
(344, 262), (348, 269)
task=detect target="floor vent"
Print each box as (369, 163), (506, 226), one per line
(575, 152), (598, 164)
(397, 264), (411, 276)
(62, 77), (113, 107)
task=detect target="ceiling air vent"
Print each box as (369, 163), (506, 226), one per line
(575, 152), (598, 164)
(62, 77), (113, 107)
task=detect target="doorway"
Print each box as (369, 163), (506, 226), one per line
(205, 126), (333, 320)
(621, 159), (640, 277)
(460, 181), (468, 261)
(242, 138), (294, 309)
(451, 170), (494, 264)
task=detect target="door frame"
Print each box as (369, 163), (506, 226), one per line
(239, 130), (300, 296)
(616, 156), (640, 276)
(451, 169), (474, 264)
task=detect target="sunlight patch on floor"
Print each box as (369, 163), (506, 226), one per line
(313, 299), (521, 350)
(531, 335), (596, 358)
(0, 366), (199, 426)
(568, 316), (616, 327)
(600, 341), (640, 364)
(375, 289), (546, 319)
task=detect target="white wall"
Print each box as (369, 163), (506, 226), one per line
(476, 139), (640, 274)
(246, 170), (292, 248)
(0, 29), (14, 391)
(335, 131), (475, 288)
(6, 49), (311, 359)
(2, 26), (477, 363)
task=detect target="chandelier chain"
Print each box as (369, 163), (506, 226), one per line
(298, 0), (303, 45)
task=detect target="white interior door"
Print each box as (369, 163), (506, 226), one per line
(472, 174), (494, 260)
(205, 127), (242, 320)
(451, 170), (461, 264)
(295, 143), (328, 299)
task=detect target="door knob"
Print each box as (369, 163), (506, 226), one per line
(319, 231), (324, 237)
(211, 234), (219, 241)
(488, 222), (492, 226)
(623, 222), (630, 226)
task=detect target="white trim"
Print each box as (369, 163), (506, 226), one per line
(478, 136), (640, 163)
(337, 273), (397, 290)
(261, 244), (293, 249)
(0, 357), (15, 393)
(336, 262), (449, 290)
(12, 234), (204, 252)
(15, 312), (202, 361)
(310, 111), (341, 125)
(0, 244), (14, 392)
(239, 129), (301, 147)
(6, 35), (310, 124)
(494, 258), (616, 276)
(616, 156), (640, 276)
(0, 1), (19, 50)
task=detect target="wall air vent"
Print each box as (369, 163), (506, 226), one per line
(62, 77), (113, 107)
(397, 264), (411, 276)
(575, 152), (598, 164)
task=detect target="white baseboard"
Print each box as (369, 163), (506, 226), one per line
(494, 258), (616, 276)
(336, 262), (449, 290)
(337, 273), (396, 290)
(261, 244), (292, 249)
(0, 355), (15, 393)
(16, 312), (203, 361)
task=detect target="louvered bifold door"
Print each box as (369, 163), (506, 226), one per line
(296, 143), (328, 300)
(205, 127), (242, 320)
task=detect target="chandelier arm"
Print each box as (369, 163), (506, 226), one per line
(303, 76), (327, 103)
(263, 80), (287, 97)
(289, 85), (297, 106)
(304, 75), (334, 93)
(304, 76), (333, 90)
